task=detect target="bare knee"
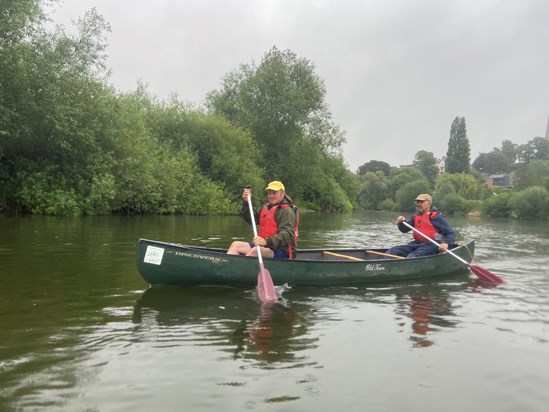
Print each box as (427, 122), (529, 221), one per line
(246, 246), (274, 258)
(227, 241), (251, 255)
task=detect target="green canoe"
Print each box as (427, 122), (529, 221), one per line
(136, 238), (475, 286)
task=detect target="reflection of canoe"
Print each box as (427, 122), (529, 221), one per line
(136, 238), (475, 286)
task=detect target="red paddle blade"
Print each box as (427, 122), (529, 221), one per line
(257, 264), (277, 302)
(468, 264), (504, 284)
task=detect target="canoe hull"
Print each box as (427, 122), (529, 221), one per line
(136, 238), (476, 286)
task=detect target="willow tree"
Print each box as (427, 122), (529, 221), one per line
(206, 47), (352, 210)
(445, 116), (471, 174)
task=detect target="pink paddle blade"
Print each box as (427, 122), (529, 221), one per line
(257, 264), (277, 302)
(469, 264), (504, 284)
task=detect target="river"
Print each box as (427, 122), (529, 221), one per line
(1, 211), (548, 411)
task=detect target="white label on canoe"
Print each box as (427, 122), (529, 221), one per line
(144, 245), (165, 265)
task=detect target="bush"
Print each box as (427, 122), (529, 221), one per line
(508, 186), (549, 220)
(379, 199), (395, 211)
(482, 192), (513, 218)
(394, 179), (431, 212)
(438, 193), (469, 216)
(84, 174), (117, 215)
(17, 169), (83, 216)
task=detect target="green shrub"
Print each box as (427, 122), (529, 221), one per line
(482, 192), (513, 218)
(509, 186), (549, 220)
(17, 169), (83, 216)
(395, 180), (431, 212)
(438, 193), (469, 216)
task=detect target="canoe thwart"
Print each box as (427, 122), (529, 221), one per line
(322, 251), (364, 261)
(365, 250), (406, 259)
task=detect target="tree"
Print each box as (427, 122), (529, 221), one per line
(483, 191), (513, 219)
(499, 139), (518, 163)
(356, 171), (389, 210)
(206, 46), (351, 211)
(512, 160), (549, 191)
(509, 186), (549, 220)
(438, 193), (470, 216)
(412, 150), (438, 187)
(472, 153), (487, 172)
(517, 137), (549, 164)
(388, 166), (423, 199)
(437, 173), (484, 200)
(445, 116), (471, 174)
(357, 160), (391, 176)
(482, 151), (512, 174)
(394, 179), (431, 212)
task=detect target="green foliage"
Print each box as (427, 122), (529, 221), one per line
(413, 150), (439, 188)
(147, 102), (265, 195)
(473, 140), (517, 174)
(508, 186), (549, 220)
(206, 46), (353, 211)
(482, 191), (513, 218)
(388, 167), (423, 199)
(473, 151), (512, 174)
(517, 137), (549, 163)
(83, 174), (116, 215)
(437, 193), (469, 216)
(445, 116), (471, 174)
(379, 198), (395, 211)
(357, 160), (391, 176)
(0, 0), (44, 48)
(469, 167), (487, 185)
(437, 173), (483, 200)
(433, 182), (456, 206)
(3, 4), (549, 220)
(394, 179), (431, 212)
(333, 163), (361, 209)
(512, 160), (549, 191)
(17, 166), (83, 216)
(356, 171), (389, 210)
(500, 140), (518, 163)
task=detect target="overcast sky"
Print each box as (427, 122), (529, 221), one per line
(49, 0), (549, 171)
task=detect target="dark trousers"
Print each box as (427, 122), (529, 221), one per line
(387, 241), (439, 258)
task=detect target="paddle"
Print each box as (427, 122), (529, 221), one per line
(401, 221), (504, 284)
(246, 186), (277, 301)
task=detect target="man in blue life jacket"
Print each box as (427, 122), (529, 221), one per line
(386, 193), (456, 258)
(226, 181), (299, 259)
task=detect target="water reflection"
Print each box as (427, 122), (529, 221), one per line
(393, 285), (457, 348)
(133, 287), (314, 366)
(134, 280), (474, 359)
(360, 280), (471, 348)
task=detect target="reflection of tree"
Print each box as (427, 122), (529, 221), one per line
(133, 287), (313, 365)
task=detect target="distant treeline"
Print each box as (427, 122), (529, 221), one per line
(355, 125), (549, 220)
(1, 2), (548, 220)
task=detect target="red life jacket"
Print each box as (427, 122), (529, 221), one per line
(412, 211), (439, 242)
(258, 203), (299, 259)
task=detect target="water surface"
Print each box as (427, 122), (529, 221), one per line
(1, 212), (548, 411)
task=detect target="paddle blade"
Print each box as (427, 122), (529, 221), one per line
(257, 264), (277, 302)
(468, 264), (504, 284)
